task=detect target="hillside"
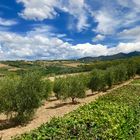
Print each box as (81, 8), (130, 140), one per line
(79, 51), (140, 61)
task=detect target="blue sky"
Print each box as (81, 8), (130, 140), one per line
(0, 0), (140, 60)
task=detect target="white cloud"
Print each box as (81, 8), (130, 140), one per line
(0, 17), (17, 26)
(17, 0), (58, 20)
(92, 34), (105, 42)
(0, 28), (140, 60)
(93, 10), (120, 35)
(91, 0), (140, 36)
(0, 29), (76, 60)
(118, 26), (140, 42)
(17, 0), (89, 31)
(61, 0), (89, 31)
(73, 43), (108, 57)
(108, 42), (140, 55)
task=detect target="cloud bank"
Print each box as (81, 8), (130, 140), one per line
(0, 27), (140, 60)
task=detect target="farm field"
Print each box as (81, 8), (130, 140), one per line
(0, 77), (139, 140)
(1, 1), (140, 140)
(12, 78), (140, 140)
(0, 57), (140, 140)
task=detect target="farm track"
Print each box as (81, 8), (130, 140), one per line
(0, 77), (139, 140)
(46, 71), (90, 81)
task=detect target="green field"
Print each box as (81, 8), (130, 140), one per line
(14, 80), (140, 140)
(0, 56), (140, 139)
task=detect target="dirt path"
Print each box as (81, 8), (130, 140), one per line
(0, 78), (136, 140)
(46, 71), (90, 81)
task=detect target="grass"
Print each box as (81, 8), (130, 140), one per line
(131, 79), (140, 84)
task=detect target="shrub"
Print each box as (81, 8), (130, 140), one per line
(41, 79), (52, 99)
(0, 75), (20, 119)
(14, 83), (140, 140)
(113, 64), (128, 84)
(53, 76), (86, 103)
(53, 77), (65, 99)
(126, 61), (136, 78)
(64, 75), (86, 103)
(0, 71), (52, 124)
(105, 68), (115, 88)
(88, 69), (107, 92)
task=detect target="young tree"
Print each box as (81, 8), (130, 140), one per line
(88, 69), (107, 92)
(53, 77), (65, 100)
(105, 68), (115, 88)
(78, 73), (91, 89)
(64, 76), (86, 103)
(0, 75), (20, 119)
(53, 76), (86, 104)
(14, 71), (47, 123)
(0, 71), (52, 124)
(113, 65), (128, 84)
(126, 61), (136, 78)
(41, 79), (52, 99)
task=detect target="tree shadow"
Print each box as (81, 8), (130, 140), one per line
(86, 92), (98, 97)
(0, 119), (17, 130)
(46, 101), (80, 109)
(48, 98), (58, 102)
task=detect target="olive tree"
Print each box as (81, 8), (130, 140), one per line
(0, 75), (20, 119)
(105, 67), (115, 88)
(0, 71), (52, 124)
(53, 75), (86, 104)
(64, 75), (86, 103)
(53, 77), (65, 99)
(88, 69), (107, 92)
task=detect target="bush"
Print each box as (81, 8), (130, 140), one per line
(126, 61), (137, 78)
(53, 77), (65, 99)
(41, 79), (52, 99)
(0, 71), (52, 124)
(113, 65), (128, 84)
(88, 69), (107, 92)
(0, 75), (20, 119)
(14, 83), (140, 140)
(53, 76), (86, 103)
(78, 73), (91, 89)
(105, 68), (115, 88)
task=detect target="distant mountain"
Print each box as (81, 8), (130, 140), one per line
(79, 51), (140, 61)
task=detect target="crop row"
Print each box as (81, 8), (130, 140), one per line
(0, 60), (139, 128)
(14, 82), (140, 140)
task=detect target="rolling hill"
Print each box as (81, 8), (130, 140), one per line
(79, 51), (140, 61)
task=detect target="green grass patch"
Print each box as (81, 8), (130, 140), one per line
(131, 79), (140, 84)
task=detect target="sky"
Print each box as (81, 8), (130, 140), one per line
(0, 0), (140, 60)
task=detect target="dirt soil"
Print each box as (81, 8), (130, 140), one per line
(0, 64), (9, 68)
(0, 78), (135, 140)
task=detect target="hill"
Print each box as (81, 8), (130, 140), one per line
(79, 51), (140, 61)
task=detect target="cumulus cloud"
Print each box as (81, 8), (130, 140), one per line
(17, 0), (58, 20)
(0, 17), (18, 26)
(17, 0), (89, 32)
(93, 10), (120, 35)
(92, 34), (105, 42)
(118, 26), (140, 42)
(108, 42), (140, 55)
(0, 0), (140, 60)
(0, 27), (140, 60)
(91, 0), (140, 36)
(0, 30), (75, 60)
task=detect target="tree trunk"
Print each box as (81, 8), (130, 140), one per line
(72, 97), (76, 104)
